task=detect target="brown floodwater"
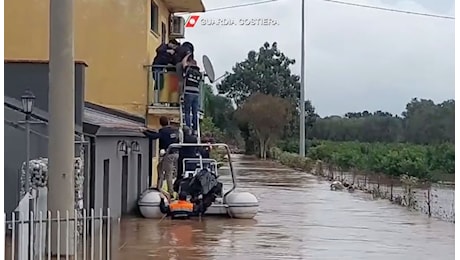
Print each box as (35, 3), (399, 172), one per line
(117, 155), (455, 260)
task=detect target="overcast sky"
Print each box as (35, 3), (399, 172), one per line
(184, 0), (455, 117)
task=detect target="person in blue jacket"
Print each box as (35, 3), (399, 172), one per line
(151, 39), (180, 99)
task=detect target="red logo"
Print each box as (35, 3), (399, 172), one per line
(185, 15), (200, 28)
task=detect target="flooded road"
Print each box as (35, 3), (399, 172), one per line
(118, 155), (455, 260)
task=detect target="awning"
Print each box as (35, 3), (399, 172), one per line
(163, 0), (205, 13)
(84, 107), (157, 137)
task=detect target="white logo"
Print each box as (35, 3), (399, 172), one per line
(189, 18), (197, 25)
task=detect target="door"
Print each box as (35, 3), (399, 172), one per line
(121, 155), (129, 214)
(103, 159), (110, 213)
(137, 154), (143, 197)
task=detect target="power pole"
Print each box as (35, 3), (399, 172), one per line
(300, 0), (306, 157)
(48, 0), (76, 255)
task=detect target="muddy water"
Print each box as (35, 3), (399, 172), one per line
(117, 155), (455, 260)
(327, 171), (455, 222)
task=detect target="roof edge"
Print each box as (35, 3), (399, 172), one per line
(84, 102), (145, 124)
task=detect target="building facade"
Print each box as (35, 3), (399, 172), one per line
(5, 0), (204, 120)
(4, 61), (157, 219)
(5, 0), (206, 198)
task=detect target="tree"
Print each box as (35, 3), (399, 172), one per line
(200, 117), (223, 141)
(217, 42), (301, 152)
(280, 100), (319, 153)
(201, 83), (242, 145)
(235, 93), (290, 159)
(217, 42), (300, 106)
(309, 98), (454, 145)
(202, 84), (234, 129)
(403, 98), (454, 144)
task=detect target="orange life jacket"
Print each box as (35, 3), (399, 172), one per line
(169, 200), (194, 218)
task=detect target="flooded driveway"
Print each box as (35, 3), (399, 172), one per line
(117, 155), (455, 260)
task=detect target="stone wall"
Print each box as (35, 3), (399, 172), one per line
(20, 157), (85, 234)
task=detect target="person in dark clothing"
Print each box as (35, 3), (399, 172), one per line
(156, 116), (179, 196)
(198, 137), (211, 159)
(199, 146), (210, 159)
(157, 116), (179, 151)
(173, 41), (194, 65)
(152, 39), (180, 96)
(181, 53), (202, 134)
(174, 126), (198, 192)
(174, 41), (195, 95)
(153, 39), (180, 67)
(197, 145), (213, 173)
(159, 192), (204, 219)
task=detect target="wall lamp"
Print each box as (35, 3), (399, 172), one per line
(117, 140), (141, 154)
(130, 141), (141, 153)
(117, 140), (129, 154)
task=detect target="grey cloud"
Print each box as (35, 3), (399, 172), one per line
(184, 0), (454, 116)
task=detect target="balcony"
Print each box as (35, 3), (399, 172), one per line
(145, 65), (204, 118)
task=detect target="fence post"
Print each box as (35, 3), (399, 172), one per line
(6, 208), (113, 260)
(427, 184), (432, 217)
(16, 194), (31, 260)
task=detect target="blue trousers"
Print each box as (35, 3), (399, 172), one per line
(184, 94), (199, 131)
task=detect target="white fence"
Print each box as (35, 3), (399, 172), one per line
(5, 208), (113, 260)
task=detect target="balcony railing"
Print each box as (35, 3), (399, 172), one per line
(145, 65), (205, 112)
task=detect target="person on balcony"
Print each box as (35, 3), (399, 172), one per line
(174, 41), (195, 91)
(181, 53), (202, 134)
(152, 39), (179, 68)
(151, 39), (180, 99)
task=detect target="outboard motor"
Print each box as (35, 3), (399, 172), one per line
(179, 168), (223, 213)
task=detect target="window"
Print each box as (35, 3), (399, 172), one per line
(150, 1), (159, 34)
(161, 22), (167, 43)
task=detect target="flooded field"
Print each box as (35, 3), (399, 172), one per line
(320, 170), (455, 222)
(117, 155), (455, 260)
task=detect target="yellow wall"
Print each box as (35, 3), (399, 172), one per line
(5, 0), (154, 117)
(6, 0), (203, 191)
(148, 1), (171, 66)
(145, 1), (172, 188)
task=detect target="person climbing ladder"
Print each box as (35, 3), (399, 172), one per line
(180, 53), (202, 136)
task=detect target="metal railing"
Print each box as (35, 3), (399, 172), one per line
(5, 208), (113, 260)
(144, 65), (205, 110)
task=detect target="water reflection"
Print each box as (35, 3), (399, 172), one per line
(118, 218), (258, 260)
(118, 155), (454, 260)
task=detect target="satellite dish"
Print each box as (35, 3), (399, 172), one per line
(202, 55), (216, 83)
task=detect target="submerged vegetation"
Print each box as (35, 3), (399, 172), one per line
(269, 145), (455, 222)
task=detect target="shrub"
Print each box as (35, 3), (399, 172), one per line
(270, 141), (454, 181)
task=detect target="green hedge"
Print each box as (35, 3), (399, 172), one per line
(269, 147), (315, 172)
(270, 141), (455, 181)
